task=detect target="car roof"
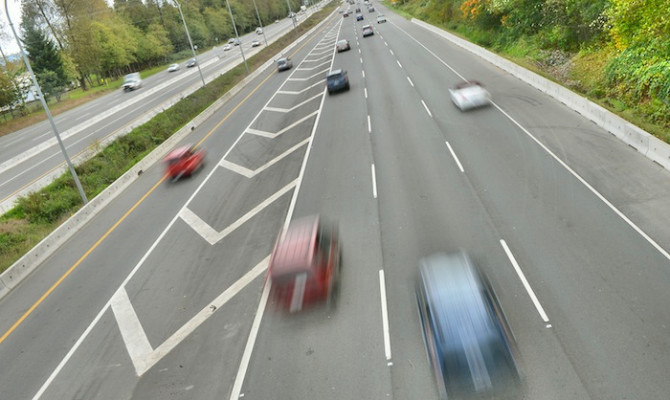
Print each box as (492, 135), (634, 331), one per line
(419, 252), (497, 346)
(164, 145), (193, 161)
(270, 216), (320, 279)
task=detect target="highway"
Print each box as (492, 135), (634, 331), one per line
(1, 2), (670, 399)
(0, 11), (313, 212)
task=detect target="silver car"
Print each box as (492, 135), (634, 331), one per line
(449, 81), (491, 111)
(122, 72), (142, 92)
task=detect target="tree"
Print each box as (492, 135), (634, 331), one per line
(0, 70), (19, 110)
(23, 24), (69, 100)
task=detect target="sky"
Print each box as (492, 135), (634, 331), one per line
(1, 0), (22, 55)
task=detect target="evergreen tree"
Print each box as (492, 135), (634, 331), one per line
(22, 24), (69, 98)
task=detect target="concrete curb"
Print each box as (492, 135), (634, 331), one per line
(412, 18), (670, 171)
(0, 5), (338, 301)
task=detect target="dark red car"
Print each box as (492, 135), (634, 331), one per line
(268, 215), (341, 313)
(163, 145), (205, 181)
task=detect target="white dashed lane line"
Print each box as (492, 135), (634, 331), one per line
(445, 141), (464, 172)
(367, 115), (371, 133)
(371, 163), (378, 198)
(390, 49), (394, 56)
(421, 99), (432, 118)
(396, 60), (402, 68)
(364, 88), (368, 99)
(407, 76), (414, 87)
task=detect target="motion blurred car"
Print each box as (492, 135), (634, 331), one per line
(276, 57), (293, 72)
(233, 38), (242, 46)
(449, 80), (492, 111)
(122, 72), (142, 92)
(362, 25), (374, 37)
(163, 145), (206, 181)
(268, 215), (341, 313)
(251, 39), (261, 47)
(167, 63), (180, 72)
(336, 39), (351, 52)
(368, 6), (375, 12)
(356, 13), (364, 21)
(256, 27), (263, 34)
(355, 7), (361, 12)
(326, 69), (350, 94)
(377, 14), (387, 23)
(343, 10), (349, 17)
(416, 251), (520, 399)
(186, 58), (197, 68)
(223, 44), (232, 51)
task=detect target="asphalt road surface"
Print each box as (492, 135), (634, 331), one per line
(0, 9), (316, 211)
(1, 3), (669, 400)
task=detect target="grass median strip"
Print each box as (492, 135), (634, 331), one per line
(0, 3), (336, 274)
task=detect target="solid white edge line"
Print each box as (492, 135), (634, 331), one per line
(371, 164), (377, 199)
(500, 239), (550, 323)
(445, 141), (465, 172)
(421, 99), (432, 118)
(230, 22), (340, 400)
(379, 270), (392, 360)
(407, 76), (414, 87)
(367, 115), (371, 133)
(492, 103), (670, 262)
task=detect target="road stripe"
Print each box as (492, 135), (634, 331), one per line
(367, 115), (371, 133)
(379, 270), (392, 361)
(407, 76), (414, 87)
(397, 60), (402, 68)
(500, 239), (550, 323)
(445, 141), (464, 172)
(364, 87), (368, 99)
(421, 99), (432, 118)
(371, 163), (377, 198)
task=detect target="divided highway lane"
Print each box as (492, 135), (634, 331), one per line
(237, 17), (394, 400)
(0, 13), (341, 400)
(369, 5), (670, 400)
(0, 15), (306, 209)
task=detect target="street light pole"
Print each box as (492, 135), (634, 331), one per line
(173, 0), (206, 87)
(251, 0), (268, 47)
(224, 0), (249, 74)
(3, 0), (88, 205)
(286, 0), (297, 32)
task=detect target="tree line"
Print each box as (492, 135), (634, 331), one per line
(0, 0), (304, 112)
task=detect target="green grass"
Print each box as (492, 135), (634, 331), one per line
(0, 1), (337, 274)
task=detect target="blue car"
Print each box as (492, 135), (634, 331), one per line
(326, 69), (350, 94)
(416, 251), (520, 399)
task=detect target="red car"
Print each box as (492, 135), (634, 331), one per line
(268, 215), (341, 313)
(163, 145), (205, 180)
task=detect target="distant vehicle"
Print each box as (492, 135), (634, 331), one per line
(356, 13), (364, 21)
(362, 24), (374, 37)
(326, 69), (350, 94)
(186, 58), (197, 68)
(163, 145), (206, 181)
(223, 44), (232, 51)
(377, 14), (387, 23)
(122, 72), (142, 92)
(336, 39), (351, 52)
(268, 215), (341, 313)
(256, 27), (263, 34)
(339, 9), (344, 14)
(416, 251), (520, 399)
(228, 38), (236, 44)
(343, 10), (349, 17)
(355, 7), (361, 12)
(167, 63), (180, 72)
(276, 57), (293, 72)
(368, 6), (375, 12)
(251, 39), (261, 47)
(449, 81), (491, 111)
(233, 38), (241, 46)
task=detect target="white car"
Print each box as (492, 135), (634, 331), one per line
(251, 39), (261, 47)
(167, 63), (180, 72)
(377, 14), (387, 23)
(122, 72), (142, 92)
(449, 81), (491, 111)
(223, 44), (232, 51)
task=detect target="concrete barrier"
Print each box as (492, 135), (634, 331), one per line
(412, 18), (670, 170)
(0, 5), (338, 300)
